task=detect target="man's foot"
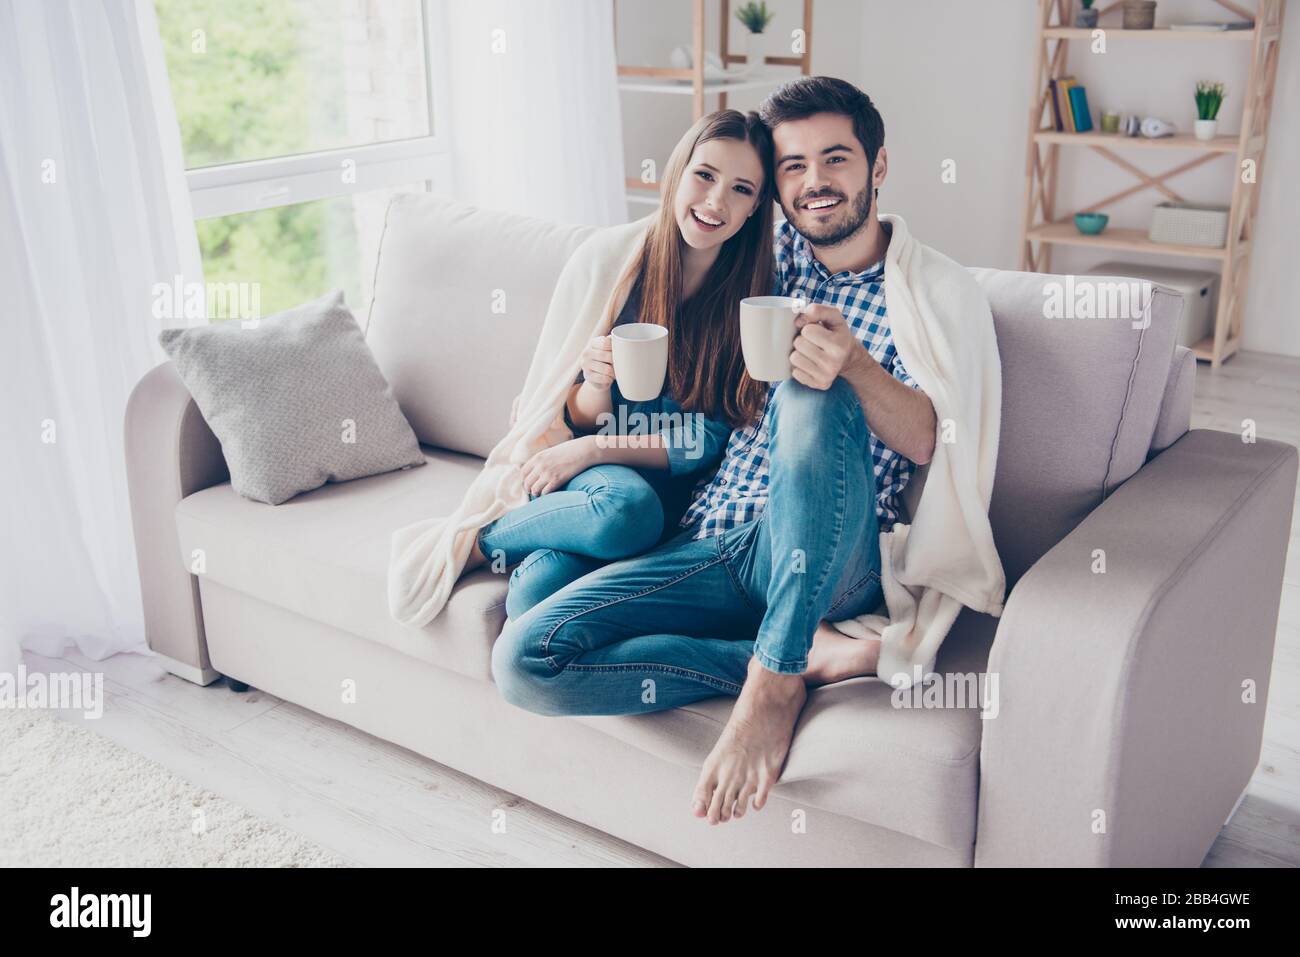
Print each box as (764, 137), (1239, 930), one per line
(691, 657), (807, 825)
(803, 621), (880, 687)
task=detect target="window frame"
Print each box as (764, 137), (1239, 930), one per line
(175, 0), (451, 221)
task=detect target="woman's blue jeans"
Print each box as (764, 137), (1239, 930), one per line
(490, 377), (885, 717)
(477, 464), (674, 620)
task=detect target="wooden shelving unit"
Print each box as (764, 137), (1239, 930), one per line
(1019, 0), (1286, 368)
(613, 0), (814, 206)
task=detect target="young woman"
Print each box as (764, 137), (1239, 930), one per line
(463, 110), (775, 618)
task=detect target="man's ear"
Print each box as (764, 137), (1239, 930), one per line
(873, 146), (889, 188)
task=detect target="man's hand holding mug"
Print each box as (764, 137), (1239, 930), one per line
(791, 303), (862, 390)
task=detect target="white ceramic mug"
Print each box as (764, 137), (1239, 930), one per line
(611, 323), (669, 401)
(739, 296), (803, 382)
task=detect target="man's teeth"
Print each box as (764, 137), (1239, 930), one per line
(806, 198), (840, 210)
(694, 210), (722, 226)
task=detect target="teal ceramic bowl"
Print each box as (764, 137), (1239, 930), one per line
(1074, 212), (1109, 235)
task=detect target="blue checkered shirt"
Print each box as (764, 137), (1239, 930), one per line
(679, 219), (923, 540)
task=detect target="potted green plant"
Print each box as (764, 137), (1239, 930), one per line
(1075, 0), (1099, 28)
(1194, 81), (1226, 140)
(736, 1), (775, 76)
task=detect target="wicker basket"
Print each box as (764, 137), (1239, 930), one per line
(1122, 0), (1157, 29)
(1149, 202), (1229, 248)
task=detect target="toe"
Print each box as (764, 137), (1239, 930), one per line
(707, 774), (731, 825)
(691, 765), (716, 818)
(733, 782), (756, 818)
(753, 770), (773, 811)
(719, 783), (740, 822)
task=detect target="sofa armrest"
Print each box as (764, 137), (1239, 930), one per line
(975, 428), (1297, 866)
(124, 361), (229, 684)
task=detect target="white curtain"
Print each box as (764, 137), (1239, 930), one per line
(442, 0), (627, 226)
(0, 0), (202, 673)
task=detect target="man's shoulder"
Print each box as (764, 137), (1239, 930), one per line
(773, 218), (801, 259)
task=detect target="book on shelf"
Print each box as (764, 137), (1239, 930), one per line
(1048, 76), (1093, 133)
(1068, 85), (1093, 133)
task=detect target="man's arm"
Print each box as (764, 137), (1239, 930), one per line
(840, 352), (936, 465)
(790, 304), (937, 465)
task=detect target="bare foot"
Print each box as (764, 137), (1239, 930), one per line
(803, 621), (881, 687)
(462, 533), (488, 575)
(691, 657), (807, 825)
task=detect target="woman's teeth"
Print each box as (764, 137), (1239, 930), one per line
(692, 209), (723, 228)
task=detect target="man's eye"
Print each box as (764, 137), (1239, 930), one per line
(828, 156), (845, 164)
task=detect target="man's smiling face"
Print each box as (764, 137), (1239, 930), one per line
(772, 111), (884, 247)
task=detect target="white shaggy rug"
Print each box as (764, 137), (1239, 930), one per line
(0, 707), (347, 867)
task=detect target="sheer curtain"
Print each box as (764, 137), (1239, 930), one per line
(0, 0), (201, 673)
(441, 0), (627, 226)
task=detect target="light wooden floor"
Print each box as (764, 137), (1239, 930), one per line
(29, 350), (1300, 867)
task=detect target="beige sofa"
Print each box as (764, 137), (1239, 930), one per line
(125, 194), (1298, 867)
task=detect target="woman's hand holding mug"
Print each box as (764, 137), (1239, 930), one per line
(580, 335), (615, 390)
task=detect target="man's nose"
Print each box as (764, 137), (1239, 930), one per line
(804, 163), (832, 193)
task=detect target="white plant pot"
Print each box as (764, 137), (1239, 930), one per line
(746, 31), (767, 76)
(1194, 118), (1219, 141)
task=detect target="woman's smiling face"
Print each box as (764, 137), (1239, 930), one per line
(673, 137), (766, 251)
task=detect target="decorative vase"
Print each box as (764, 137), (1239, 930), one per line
(1075, 7), (1099, 27)
(746, 31), (767, 76)
(1194, 118), (1219, 140)
(1121, 0), (1157, 30)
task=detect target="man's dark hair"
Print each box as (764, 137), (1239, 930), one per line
(759, 76), (886, 174)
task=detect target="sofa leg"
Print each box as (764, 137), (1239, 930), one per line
(223, 676), (251, 693)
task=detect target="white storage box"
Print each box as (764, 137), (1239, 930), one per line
(1149, 202), (1230, 248)
(1087, 261), (1219, 350)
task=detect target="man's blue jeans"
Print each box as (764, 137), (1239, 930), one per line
(491, 377), (884, 716)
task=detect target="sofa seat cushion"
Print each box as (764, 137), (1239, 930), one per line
(174, 446), (507, 683)
(570, 608), (999, 851)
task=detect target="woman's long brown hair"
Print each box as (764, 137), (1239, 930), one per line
(609, 110), (774, 429)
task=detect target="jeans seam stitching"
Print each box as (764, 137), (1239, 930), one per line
(561, 661), (743, 695)
(719, 531), (764, 614)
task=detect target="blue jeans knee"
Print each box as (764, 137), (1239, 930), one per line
(504, 548), (601, 620)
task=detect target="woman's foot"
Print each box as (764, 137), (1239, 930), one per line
(462, 534), (488, 574)
(802, 620), (879, 687)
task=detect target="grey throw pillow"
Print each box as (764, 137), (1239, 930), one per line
(159, 289), (425, 505)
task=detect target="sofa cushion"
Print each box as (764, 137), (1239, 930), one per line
(570, 606), (999, 850)
(969, 269), (1182, 587)
(174, 447), (507, 682)
(158, 290), (426, 505)
(365, 194), (599, 458)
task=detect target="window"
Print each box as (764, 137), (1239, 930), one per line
(154, 0), (448, 319)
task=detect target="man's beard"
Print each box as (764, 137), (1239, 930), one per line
(790, 182), (873, 246)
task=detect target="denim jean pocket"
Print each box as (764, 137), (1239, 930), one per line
(826, 567), (882, 619)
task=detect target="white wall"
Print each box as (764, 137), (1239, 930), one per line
(615, 0), (863, 213)
(614, 0), (1299, 357)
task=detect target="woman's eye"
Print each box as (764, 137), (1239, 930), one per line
(734, 185), (753, 195)
(696, 170), (713, 181)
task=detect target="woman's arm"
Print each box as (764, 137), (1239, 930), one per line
(566, 335), (617, 432)
(586, 431), (670, 470)
(566, 380), (614, 433)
